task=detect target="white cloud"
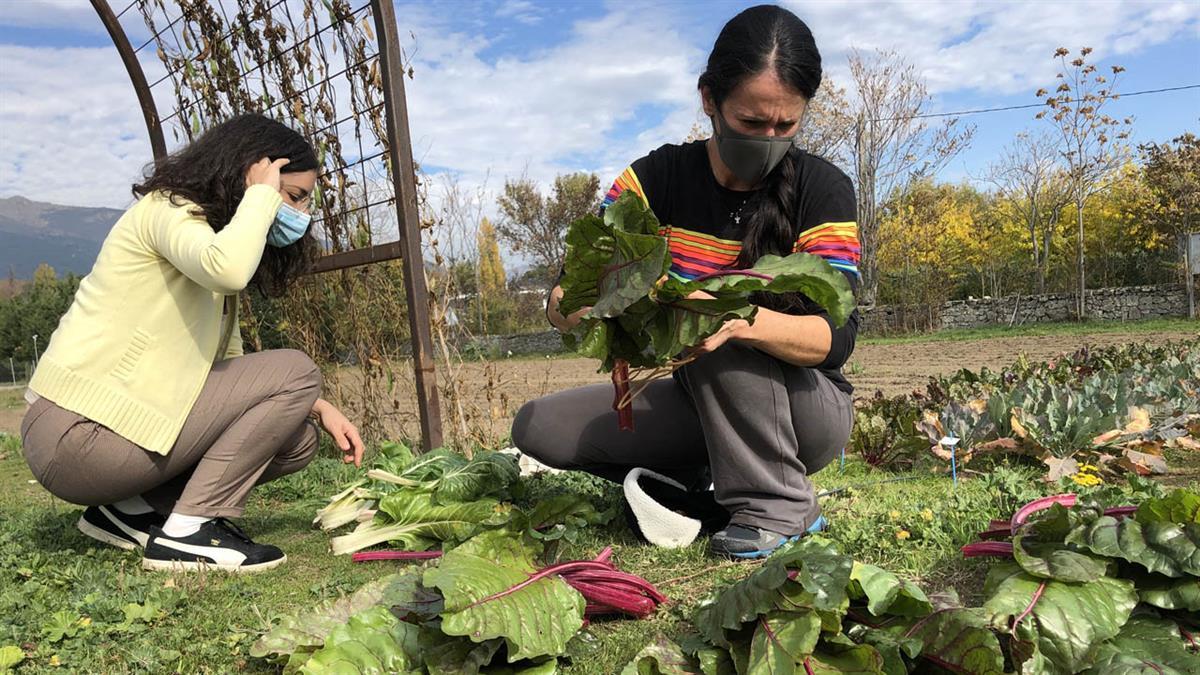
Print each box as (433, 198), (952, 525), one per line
(787, 0), (1200, 96)
(0, 44), (154, 209)
(495, 0), (542, 26)
(0, 0), (107, 33)
(397, 3), (704, 221)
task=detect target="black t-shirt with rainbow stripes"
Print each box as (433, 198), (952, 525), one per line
(601, 140), (861, 394)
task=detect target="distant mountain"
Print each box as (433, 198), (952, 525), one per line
(0, 196), (124, 278)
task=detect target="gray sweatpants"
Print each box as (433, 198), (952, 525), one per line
(511, 342), (853, 535)
(20, 349), (322, 518)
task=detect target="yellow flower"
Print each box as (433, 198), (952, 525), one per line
(1077, 464), (1100, 473)
(49, 656), (61, 667)
(895, 530), (911, 541)
(920, 509), (934, 521)
(1071, 472), (1103, 487)
(888, 510), (902, 520)
(78, 617), (92, 627)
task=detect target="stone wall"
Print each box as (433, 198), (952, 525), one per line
(862, 284), (1191, 334)
(458, 284), (1193, 354)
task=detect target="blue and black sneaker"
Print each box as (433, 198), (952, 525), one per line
(708, 515), (829, 559)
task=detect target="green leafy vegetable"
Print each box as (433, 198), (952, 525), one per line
(1084, 615), (1200, 674)
(982, 562), (1138, 673)
(299, 606), (422, 674)
(423, 530), (586, 662)
(620, 634), (704, 675)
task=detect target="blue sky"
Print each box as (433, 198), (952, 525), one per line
(0, 0), (1197, 218)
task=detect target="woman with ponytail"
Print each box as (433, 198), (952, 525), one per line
(514, 5), (860, 559)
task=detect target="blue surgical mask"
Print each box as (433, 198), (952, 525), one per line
(267, 202), (311, 248)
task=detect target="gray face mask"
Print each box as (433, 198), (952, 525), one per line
(712, 110), (797, 185)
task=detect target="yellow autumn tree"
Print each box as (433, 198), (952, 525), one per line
(476, 217), (507, 299)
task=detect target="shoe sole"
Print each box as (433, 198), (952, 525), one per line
(77, 515), (138, 551)
(141, 554), (287, 574)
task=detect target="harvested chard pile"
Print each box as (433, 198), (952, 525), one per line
(313, 443), (613, 556)
(626, 487), (1200, 674)
(557, 191), (855, 428)
(251, 529), (667, 673)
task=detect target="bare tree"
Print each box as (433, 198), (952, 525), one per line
(495, 172), (600, 282)
(798, 76), (854, 169)
(847, 49), (975, 304)
(1036, 47), (1131, 318)
(984, 132), (1072, 293)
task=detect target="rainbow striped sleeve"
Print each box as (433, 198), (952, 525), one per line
(792, 221), (861, 278)
(601, 166), (649, 209)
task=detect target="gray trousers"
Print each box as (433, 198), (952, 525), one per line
(511, 342), (853, 535)
(20, 349), (322, 518)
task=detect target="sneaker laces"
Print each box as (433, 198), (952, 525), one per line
(214, 518), (254, 544)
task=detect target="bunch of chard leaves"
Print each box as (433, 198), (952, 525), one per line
(314, 443), (612, 556)
(558, 191), (855, 372)
(252, 530), (584, 674)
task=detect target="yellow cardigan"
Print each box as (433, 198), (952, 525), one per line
(29, 185), (283, 455)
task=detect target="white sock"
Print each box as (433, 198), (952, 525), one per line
(111, 495), (155, 515)
(162, 513), (212, 538)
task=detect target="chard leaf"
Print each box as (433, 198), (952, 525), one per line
(1084, 616), (1200, 674)
(1133, 572), (1200, 612)
(982, 563), (1137, 673)
(802, 643), (886, 674)
(901, 608), (1005, 674)
(693, 538), (851, 648)
(620, 634), (703, 675)
(426, 452), (520, 504)
(559, 213), (614, 316)
(591, 229), (670, 319)
(423, 530), (585, 662)
(746, 611), (821, 674)
(847, 562), (933, 618)
(419, 631), (503, 675)
(299, 606), (422, 674)
(331, 492), (508, 555)
(1011, 503), (1110, 583)
(520, 494), (617, 543)
(682, 252), (855, 328)
(1135, 489), (1200, 525)
(251, 573), (435, 668)
(1065, 515), (1200, 577)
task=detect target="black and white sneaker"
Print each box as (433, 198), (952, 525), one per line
(76, 505), (165, 550)
(142, 519), (287, 573)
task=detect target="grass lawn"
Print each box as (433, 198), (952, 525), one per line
(4, 429), (1195, 673)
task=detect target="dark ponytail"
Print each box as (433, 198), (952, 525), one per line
(697, 5), (821, 268)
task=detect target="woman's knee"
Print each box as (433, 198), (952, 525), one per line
(262, 349), (323, 399)
(510, 399), (566, 468)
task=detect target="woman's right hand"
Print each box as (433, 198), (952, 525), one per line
(547, 285), (590, 332)
(244, 157), (290, 191)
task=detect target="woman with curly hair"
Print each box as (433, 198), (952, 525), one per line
(20, 114), (363, 573)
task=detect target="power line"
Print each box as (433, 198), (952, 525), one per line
(873, 84), (1200, 123)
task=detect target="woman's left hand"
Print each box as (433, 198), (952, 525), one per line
(313, 399), (364, 467)
(686, 318), (751, 357)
